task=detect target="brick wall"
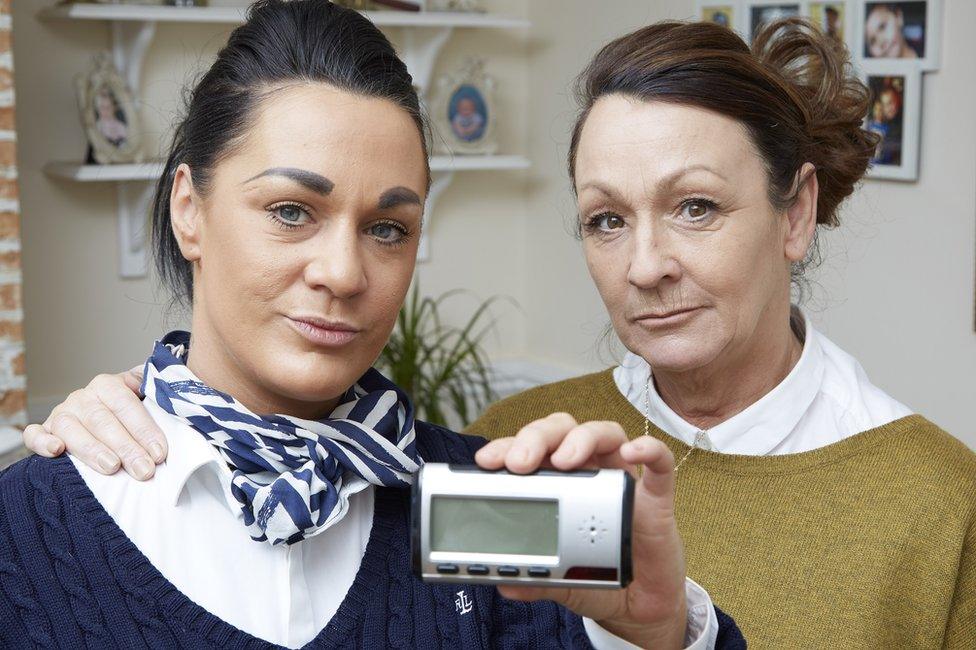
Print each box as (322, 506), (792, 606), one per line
(0, 0), (26, 430)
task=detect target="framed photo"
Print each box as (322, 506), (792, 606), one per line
(861, 62), (922, 181)
(855, 0), (941, 71)
(746, 1), (803, 42)
(696, 1), (745, 36)
(808, 2), (855, 52)
(75, 53), (143, 165)
(432, 59), (497, 155)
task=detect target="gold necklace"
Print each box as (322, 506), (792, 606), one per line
(642, 379), (706, 474)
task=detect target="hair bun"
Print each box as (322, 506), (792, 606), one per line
(753, 17), (879, 226)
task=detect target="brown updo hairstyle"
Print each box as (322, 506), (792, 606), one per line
(568, 17), (879, 235)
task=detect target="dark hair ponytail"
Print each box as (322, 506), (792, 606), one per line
(152, 0), (430, 305)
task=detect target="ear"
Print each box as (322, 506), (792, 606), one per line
(784, 162), (818, 264)
(170, 163), (203, 263)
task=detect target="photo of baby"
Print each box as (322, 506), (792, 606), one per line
(865, 74), (905, 166)
(448, 84), (488, 143)
(863, 1), (927, 59)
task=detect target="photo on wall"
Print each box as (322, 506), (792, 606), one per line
(855, 0), (941, 70)
(808, 2), (848, 47)
(748, 1), (801, 41)
(861, 62), (922, 181)
(696, 1), (746, 38)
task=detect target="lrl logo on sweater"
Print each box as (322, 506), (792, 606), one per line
(455, 590), (473, 615)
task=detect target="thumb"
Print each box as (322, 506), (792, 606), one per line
(123, 365), (145, 396)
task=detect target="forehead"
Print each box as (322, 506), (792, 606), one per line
(221, 83), (427, 191)
(575, 96), (761, 189)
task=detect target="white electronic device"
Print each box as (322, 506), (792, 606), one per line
(412, 463), (634, 589)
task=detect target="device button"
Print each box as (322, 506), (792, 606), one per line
(527, 566), (551, 578)
(436, 563), (460, 574)
(496, 566), (520, 577)
(466, 565), (490, 575)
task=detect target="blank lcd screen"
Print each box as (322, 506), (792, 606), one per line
(430, 497), (558, 555)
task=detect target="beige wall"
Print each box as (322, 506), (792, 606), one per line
(518, 0), (976, 446)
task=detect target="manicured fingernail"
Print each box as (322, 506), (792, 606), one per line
(133, 457), (154, 479)
(97, 452), (120, 473)
(148, 442), (165, 463)
(46, 440), (63, 456)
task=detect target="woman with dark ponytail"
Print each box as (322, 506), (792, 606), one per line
(1, 2), (744, 648)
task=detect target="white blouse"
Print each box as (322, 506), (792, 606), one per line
(72, 399), (717, 649)
(613, 311), (913, 455)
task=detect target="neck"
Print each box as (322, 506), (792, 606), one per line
(651, 304), (803, 431)
(183, 316), (342, 420)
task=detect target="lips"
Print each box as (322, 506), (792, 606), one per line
(286, 315), (361, 347)
(631, 306), (703, 329)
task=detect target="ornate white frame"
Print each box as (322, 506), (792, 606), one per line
(75, 53), (143, 165)
(431, 58), (498, 156)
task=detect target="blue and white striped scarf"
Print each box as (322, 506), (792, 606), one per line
(141, 331), (421, 546)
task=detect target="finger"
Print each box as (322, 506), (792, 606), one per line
(122, 365), (146, 396)
(474, 437), (515, 469)
(549, 420), (628, 470)
(23, 423), (64, 457)
(48, 412), (122, 475)
(73, 395), (157, 480)
(91, 373), (166, 463)
(621, 436), (676, 502)
(506, 412), (578, 474)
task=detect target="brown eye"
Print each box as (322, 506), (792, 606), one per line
(596, 214), (624, 230)
(680, 199), (715, 223)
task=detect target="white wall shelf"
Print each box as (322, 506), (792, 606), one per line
(44, 155), (530, 182)
(39, 4), (530, 275)
(38, 4), (529, 29)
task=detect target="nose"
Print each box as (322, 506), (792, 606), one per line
(303, 223), (368, 299)
(626, 221), (682, 289)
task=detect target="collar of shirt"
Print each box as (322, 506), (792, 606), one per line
(144, 399), (243, 515)
(614, 309), (826, 455)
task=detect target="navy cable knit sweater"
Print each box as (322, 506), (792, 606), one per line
(0, 422), (745, 649)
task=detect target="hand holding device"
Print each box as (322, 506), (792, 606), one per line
(472, 413), (688, 650)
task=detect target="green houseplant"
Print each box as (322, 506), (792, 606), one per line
(379, 285), (507, 427)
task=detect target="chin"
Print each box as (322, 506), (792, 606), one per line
(258, 353), (365, 406)
(625, 333), (722, 375)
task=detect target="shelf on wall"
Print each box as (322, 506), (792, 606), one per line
(43, 155), (530, 182)
(37, 4), (530, 29)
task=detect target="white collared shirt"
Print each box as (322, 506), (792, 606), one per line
(613, 310), (913, 455)
(72, 400), (718, 649)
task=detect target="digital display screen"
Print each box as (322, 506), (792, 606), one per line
(430, 496), (558, 556)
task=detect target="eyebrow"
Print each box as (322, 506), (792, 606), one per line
(243, 167), (335, 195)
(378, 186), (422, 210)
(577, 165), (728, 197)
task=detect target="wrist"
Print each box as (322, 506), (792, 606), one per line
(597, 599), (688, 649)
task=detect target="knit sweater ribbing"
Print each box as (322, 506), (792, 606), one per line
(465, 369), (976, 649)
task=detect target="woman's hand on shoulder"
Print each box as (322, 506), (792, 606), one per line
(475, 412), (687, 650)
(22, 366), (167, 480)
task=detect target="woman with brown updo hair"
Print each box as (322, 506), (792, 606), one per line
(25, 16), (976, 648)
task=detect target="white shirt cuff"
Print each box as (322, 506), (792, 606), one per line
(581, 576), (718, 649)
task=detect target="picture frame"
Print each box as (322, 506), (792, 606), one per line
(854, 0), (941, 71)
(695, 1), (747, 38)
(745, 0), (804, 42)
(807, 1), (855, 53)
(431, 58), (497, 156)
(75, 53), (143, 165)
(860, 60), (922, 181)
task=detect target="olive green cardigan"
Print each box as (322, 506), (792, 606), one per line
(465, 369), (976, 649)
